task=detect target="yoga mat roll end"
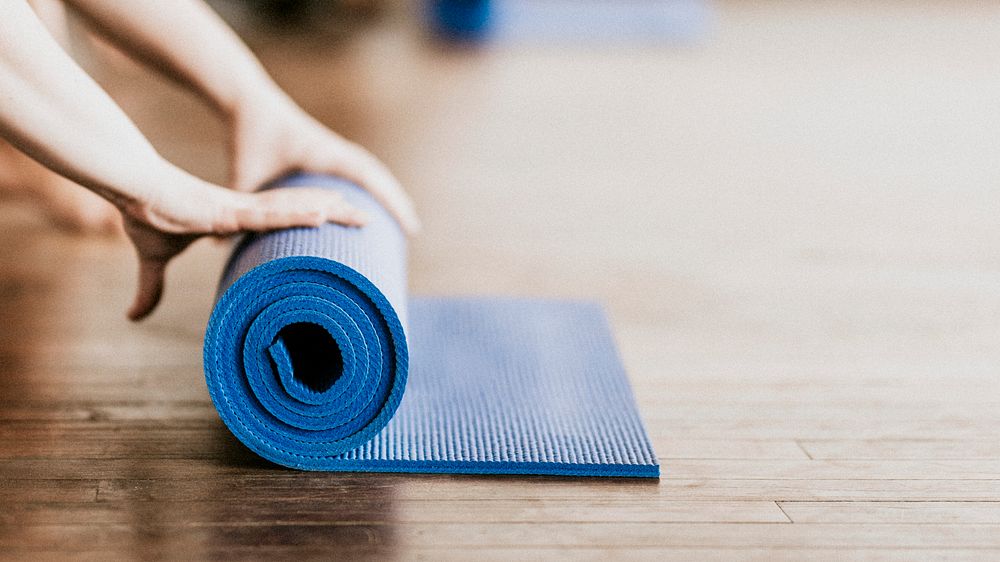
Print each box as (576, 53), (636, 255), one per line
(204, 175), (408, 470)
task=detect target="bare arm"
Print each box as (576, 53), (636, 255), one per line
(0, 0), (367, 320)
(63, 0), (272, 116)
(1, 0), (176, 209)
(64, 0), (420, 233)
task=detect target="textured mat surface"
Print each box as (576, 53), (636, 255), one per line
(204, 174), (659, 477)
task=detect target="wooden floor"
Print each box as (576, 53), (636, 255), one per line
(3, 1), (1000, 559)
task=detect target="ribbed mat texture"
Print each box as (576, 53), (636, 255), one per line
(203, 174), (659, 477)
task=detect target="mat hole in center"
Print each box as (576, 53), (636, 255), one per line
(277, 322), (344, 393)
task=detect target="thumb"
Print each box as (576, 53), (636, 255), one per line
(127, 258), (167, 321)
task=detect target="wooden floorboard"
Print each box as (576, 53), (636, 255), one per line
(3, 549), (1000, 562)
(778, 502), (1000, 524)
(4, 522), (1000, 549)
(2, 0), (1000, 559)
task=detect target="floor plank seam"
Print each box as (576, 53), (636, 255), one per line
(777, 500), (1000, 504)
(775, 502), (794, 523)
(795, 440), (814, 459)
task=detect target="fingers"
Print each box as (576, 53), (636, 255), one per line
(127, 258), (166, 322)
(310, 142), (421, 235)
(231, 189), (369, 233)
(227, 111), (419, 233)
(121, 182), (369, 321)
(122, 214), (195, 322)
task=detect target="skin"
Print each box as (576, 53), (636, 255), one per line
(0, 0), (419, 320)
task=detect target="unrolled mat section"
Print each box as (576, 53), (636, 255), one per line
(203, 174), (659, 477)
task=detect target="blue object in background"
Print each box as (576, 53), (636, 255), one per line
(428, 0), (711, 44)
(428, 0), (493, 41)
(204, 174), (659, 477)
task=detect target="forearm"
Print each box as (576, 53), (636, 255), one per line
(55, 0), (418, 232)
(64, 0), (282, 117)
(0, 0), (198, 209)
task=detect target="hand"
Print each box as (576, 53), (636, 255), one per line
(226, 90), (421, 234)
(123, 179), (367, 321)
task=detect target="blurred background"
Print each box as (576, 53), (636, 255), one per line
(3, 0), (1000, 427)
(1, 0), (998, 430)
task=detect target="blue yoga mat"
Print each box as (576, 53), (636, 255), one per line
(203, 174), (659, 477)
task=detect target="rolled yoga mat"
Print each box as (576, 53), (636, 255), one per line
(204, 174), (659, 477)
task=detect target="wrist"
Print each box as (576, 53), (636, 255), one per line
(217, 72), (288, 123)
(120, 162), (226, 230)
